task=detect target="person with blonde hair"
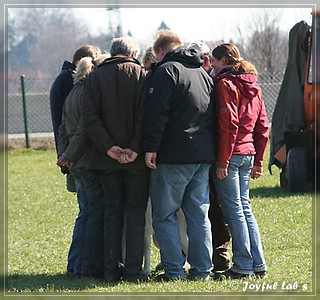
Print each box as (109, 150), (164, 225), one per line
(211, 43), (269, 280)
(50, 45), (101, 152)
(57, 53), (110, 278)
(143, 31), (216, 281)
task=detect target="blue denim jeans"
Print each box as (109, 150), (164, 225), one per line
(150, 164), (213, 280)
(79, 169), (105, 277)
(213, 155), (267, 274)
(67, 168), (89, 274)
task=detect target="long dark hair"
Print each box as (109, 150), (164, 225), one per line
(212, 43), (258, 75)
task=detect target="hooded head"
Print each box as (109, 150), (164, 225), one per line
(188, 40), (212, 72)
(188, 40), (210, 56)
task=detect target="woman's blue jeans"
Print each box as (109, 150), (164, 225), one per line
(213, 155), (267, 274)
(67, 168), (89, 275)
(79, 168), (105, 277)
(150, 163), (213, 279)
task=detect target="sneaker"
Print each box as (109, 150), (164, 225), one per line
(188, 274), (210, 281)
(255, 271), (268, 279)
(213, 269), (251, 281)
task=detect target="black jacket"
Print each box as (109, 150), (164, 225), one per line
(82, 55), (149, 170)
(50, 60), (76, 152)
(143, 47), (216, 164)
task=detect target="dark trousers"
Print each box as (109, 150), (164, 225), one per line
(209, 167), (231, 272)
(98, 168), (150, 278)
(67, 168), (89, 274)
(80, 169), (105, 277)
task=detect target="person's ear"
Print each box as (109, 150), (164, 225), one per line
(221, 57), (227, 65)
(203, 56), (212, 72)
(131, 51), (138, 59)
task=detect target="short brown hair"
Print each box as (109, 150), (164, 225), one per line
(153, 30), (183, 54)
(72, 45), (101, 64)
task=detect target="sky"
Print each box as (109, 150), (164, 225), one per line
(73, 6), (313, 45)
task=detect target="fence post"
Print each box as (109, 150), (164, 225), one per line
(20, 75), (30, 148)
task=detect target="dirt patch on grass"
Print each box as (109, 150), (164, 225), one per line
(7, 136), (55, 150)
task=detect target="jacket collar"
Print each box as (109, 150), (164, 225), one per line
(98, 55), (141, 68)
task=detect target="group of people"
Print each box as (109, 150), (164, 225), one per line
(49, 30), (269, 283)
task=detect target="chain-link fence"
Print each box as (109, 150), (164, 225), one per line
(7, 72), (284, 135)
(8, 77), (54, 135)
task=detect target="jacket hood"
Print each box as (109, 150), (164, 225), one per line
(61, 60), (75, 71)
(217, 69), (260, 100)
(159, 46), (204, 68)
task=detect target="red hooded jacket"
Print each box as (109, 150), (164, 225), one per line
(214, 69), (269, 168)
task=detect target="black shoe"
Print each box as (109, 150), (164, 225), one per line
(213, 269), (251, 281)
(104, 274), (121, 283)
(104, 264), (124, 283)
(66, 269), (74, 276)
(81, 273), (105, 280)
(155, 262), (164, 272)
(213, 265), (230, 273)
(255, 271), (268, 279)
(155, 273), (182, 282)
(123, 273), (150, 283)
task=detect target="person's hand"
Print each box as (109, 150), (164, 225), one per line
(118, 148), (138, 164)
(57, 153), (74, 169)
(216, 167), (228, 180)
(107, 146), (124, 160)
(251, 165), (263, 179)
(145, 152), (157, 169)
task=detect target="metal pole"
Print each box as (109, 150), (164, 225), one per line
(20, 75), (30, 148)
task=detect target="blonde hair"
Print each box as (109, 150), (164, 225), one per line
(72, 57), (94, 85)
(153, 30), (183, 54)
(212, 43), (258, 75)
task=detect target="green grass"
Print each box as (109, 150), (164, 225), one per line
(5, 149), (317, 299)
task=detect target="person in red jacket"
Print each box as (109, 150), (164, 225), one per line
(211, 43), (269, 280)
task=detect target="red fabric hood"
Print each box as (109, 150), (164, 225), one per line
(227, 72), (260, 101)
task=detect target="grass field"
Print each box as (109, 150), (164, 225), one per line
(4, 148), (317, 299)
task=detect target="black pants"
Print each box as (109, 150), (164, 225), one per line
(209, 167), (231, 272)
(99, 168), (150, 278)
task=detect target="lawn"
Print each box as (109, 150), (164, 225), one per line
(4, 148), (317, 299)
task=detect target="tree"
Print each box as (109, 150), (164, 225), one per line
(158, 21), (170, 31)
(7, 8), (89, 77)
(236, 9), (288, 77)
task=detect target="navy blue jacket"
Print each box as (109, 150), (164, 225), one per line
(50, 60), (76, 152)
(143, 47), (216, 164)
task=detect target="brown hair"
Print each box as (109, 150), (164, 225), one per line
(142, 46), (157, 69)
(212, 43), (258, 75)
(72, 45), (101, 64)
(153, 30), (183, 54)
